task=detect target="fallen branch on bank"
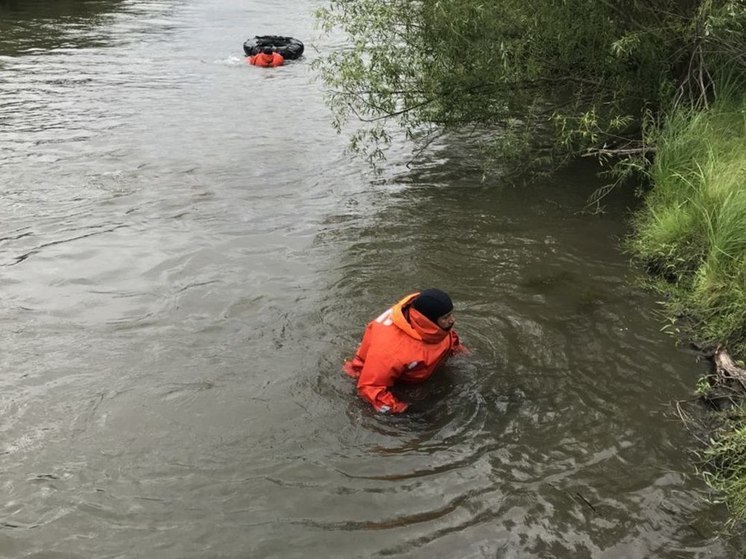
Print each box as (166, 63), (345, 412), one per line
(697, 346), (746, 411)
(714, 347), (746, 389)
(581, 146), (657, 158)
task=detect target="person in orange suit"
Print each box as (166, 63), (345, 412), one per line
(248, 46), (284, 67)
(343, 289), (469, 414)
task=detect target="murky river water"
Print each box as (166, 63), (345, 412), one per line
(0, 1), (741, 557)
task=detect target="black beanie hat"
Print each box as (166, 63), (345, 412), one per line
(412, 288), (453, 324)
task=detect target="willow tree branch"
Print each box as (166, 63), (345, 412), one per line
(582, 146), (656, 157)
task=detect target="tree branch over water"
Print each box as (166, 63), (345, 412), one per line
(316, 0), (746, 175)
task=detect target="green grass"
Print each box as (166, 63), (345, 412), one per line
(701, 410), (746, 525)
(630, 94), (746, 358)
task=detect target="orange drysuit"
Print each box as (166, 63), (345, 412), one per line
(343, 293), (467, 413)
(248, 52), (285, 67)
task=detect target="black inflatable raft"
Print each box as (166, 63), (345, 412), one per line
(243, 36), (304, 60)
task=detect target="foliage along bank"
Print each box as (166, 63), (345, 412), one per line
(316, 0), (744, 169)
(629, 93), (746, 362)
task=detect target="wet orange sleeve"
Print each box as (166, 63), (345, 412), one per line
(356, 347), (408, 413)
(450, 330), (470, 356)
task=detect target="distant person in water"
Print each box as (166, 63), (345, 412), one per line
(248, 46), (284, 67)
(343, 289), (469, 414)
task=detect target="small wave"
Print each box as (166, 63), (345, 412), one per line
(215, 55), (245, 66)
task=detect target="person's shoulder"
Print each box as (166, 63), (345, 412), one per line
(368, 323), (408, 350)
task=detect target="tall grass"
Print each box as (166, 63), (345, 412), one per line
(700, 407), (746, 525)
(630, 93), (746, 358)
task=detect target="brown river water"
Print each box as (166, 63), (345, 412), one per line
(0, 0), (742, 557)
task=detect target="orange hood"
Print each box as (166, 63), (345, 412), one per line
(391, 293), (449, 344)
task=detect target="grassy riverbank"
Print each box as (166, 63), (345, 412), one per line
(629, 94), (746, 523)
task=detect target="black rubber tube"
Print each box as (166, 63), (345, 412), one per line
(243, 36), (304, 60)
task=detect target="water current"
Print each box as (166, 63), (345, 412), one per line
(0, 0), (742, 557)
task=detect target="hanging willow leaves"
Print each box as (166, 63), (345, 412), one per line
(316, 0), (746, 170)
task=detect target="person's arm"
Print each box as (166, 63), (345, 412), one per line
(356, 348), (407, 413)
(449, 330), (471, 356)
